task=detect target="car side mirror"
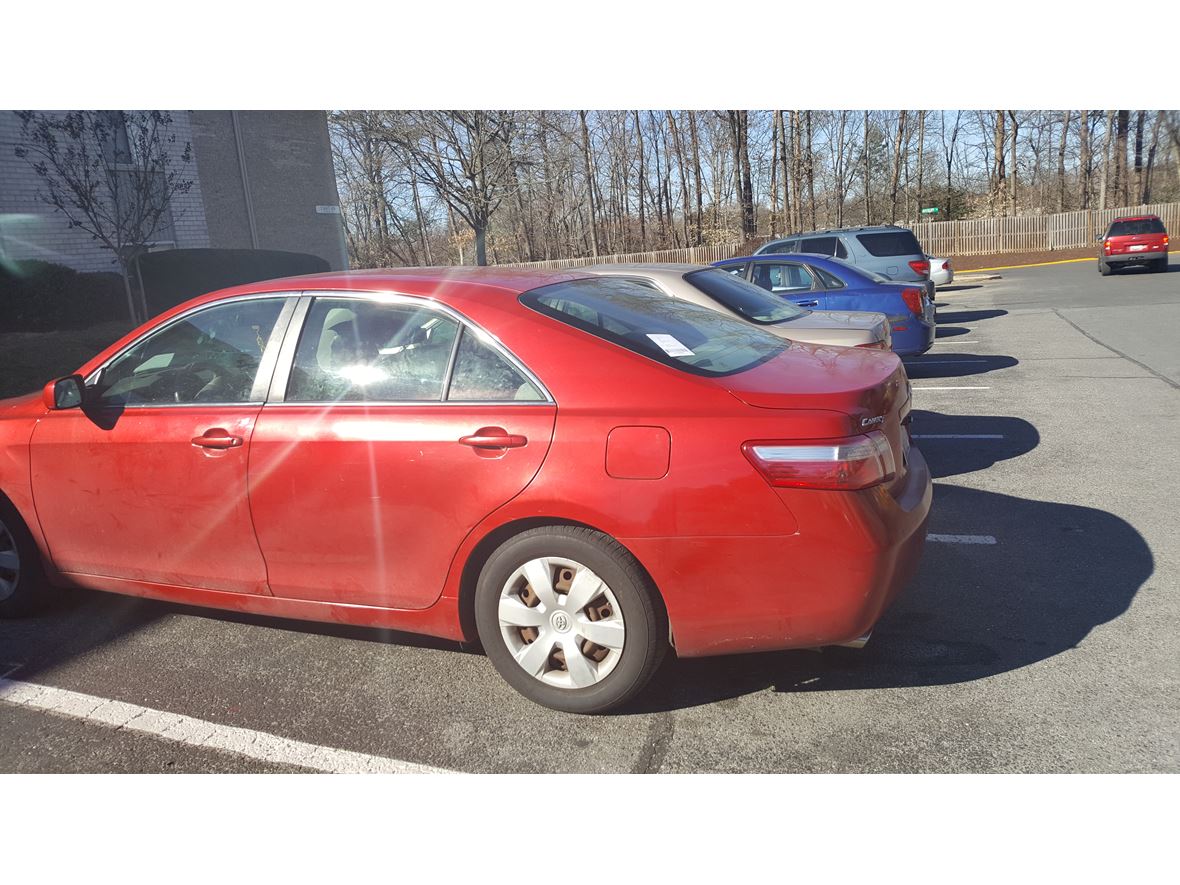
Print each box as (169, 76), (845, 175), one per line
(42, 375), (85, 410)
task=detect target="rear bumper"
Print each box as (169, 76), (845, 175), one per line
(891, 318), (936, 356)
(625, 445), (933, 657)
(1104, 251), (1166, 265)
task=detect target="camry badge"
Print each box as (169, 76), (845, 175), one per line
(861, 415), (885, 427)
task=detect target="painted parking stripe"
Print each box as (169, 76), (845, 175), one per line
(927, 533), (998, 545)
(912, 386), (991, 391)
(912, 434), (1004, 440)
(932, 339), (978, 344)
(903, 359), (989, 365)
(0, 677), (455, 774)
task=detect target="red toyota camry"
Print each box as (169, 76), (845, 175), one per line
(0, 268), (931, 712)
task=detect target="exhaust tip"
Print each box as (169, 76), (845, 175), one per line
(835, 631), (872, 650)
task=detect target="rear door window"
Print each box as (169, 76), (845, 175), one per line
(856, 230), (923, 257)
(750, 262), (815, 293)
(763, 239), (799, 254)
(287, 299), (460, 402)
(801, 236), (839, 257)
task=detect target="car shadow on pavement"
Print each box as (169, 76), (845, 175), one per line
(936, 309), (1008, 324)
(937, 284), (983, 293)
(632, 483), (1151, 713)
(902, 354), (1017, 379)
(907, 411), (1039, 479)
(934, 325), (972, 339)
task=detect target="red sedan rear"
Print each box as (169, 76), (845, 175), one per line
(0, 268), (931, 712)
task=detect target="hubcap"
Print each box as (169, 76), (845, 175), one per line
(0, 518), (20, 603)
(498, 556), (625, 690)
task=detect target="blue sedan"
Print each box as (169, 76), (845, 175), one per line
(713, 253), (936, 355)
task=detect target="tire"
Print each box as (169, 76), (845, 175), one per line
(0, 497), (51, 618)
(1155, 258), (1168, 273)
(474, 526), (667, 714)
(1099, 261), (1112, 276)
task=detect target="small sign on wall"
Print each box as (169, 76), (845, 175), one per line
(315, 205), (341, 215)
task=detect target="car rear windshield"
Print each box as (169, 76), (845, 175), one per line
(856, 230), (923, 257)
(1108, 218), (1166, 236)
(520, 277), (787, 377)
(829, 256), (892, 284)
(684, 268), (808, 324)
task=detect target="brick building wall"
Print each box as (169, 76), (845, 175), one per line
(189, 111), (347, 269)
(0, 110), (210, 273)
(1, 110), (346, 275)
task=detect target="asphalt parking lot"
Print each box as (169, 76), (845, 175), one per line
(2, 256), (1177, 773)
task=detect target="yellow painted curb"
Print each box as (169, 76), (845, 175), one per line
(963, 250), (1179, 274)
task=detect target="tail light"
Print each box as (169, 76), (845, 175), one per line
(1165, 235), (1170, 247)
(1103, 240), (1112, 252)
(944, 259), (952, 270)
(909, 259), (930, 277)
(901, 287), (924, 316)
(743, 431), (896, 491)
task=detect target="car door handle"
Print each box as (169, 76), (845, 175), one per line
(795, 300), (819, 307)
(459, 428), (528, 449)
(191, 429), (243, 449)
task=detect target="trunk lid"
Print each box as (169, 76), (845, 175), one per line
(724, 343), (912, 490)
(771, 309), (890, 348)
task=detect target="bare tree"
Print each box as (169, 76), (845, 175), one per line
(1100, 110), (1115, 209)
(14, 110), (194, 322)
(1056, 110), (1071, 211)
(1079, 110), (1092, 209)
(382, 111), (516, 266)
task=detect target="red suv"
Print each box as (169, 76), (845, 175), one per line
(1098, 215), (1169, 275)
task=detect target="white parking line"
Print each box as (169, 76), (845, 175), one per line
(927, 534), (998, 545)
(904, 359), (989, 365)
(912, 386), (991, 391)
(932, 339), (978, 344)
(912, 434), (1005, 440)
(0, 677), (455, 774)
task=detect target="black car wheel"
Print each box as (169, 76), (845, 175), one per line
(0, 497), (51, 618)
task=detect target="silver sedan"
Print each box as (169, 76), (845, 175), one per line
(581, 263), (891, 350)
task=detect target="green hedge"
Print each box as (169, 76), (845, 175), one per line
(135, 248), (329, 316)
(0, 260), (128, 332)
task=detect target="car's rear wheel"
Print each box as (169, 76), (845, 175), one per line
(0, 498), (50, 618)
(1099, 261), (1112, 276)
(1154, 257), (1168, 273)
(474, 526), (667, 714)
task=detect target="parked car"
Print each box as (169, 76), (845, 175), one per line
(754, 225), (935, 298)
(1098, 215), (1169, 275)
(0, 268), (931, 714)
(928, 256), (953, 287)
(713, 253), (936, 356)
(581, 263), (891, 350)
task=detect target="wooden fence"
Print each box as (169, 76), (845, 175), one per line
(500, 202), (1180, 268)
(911, 202), (1180, 256)
(503, 242), (742, 270)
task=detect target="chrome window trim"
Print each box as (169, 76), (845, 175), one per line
(268, 290), (555, 407)
(83, 293), (301, 409)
